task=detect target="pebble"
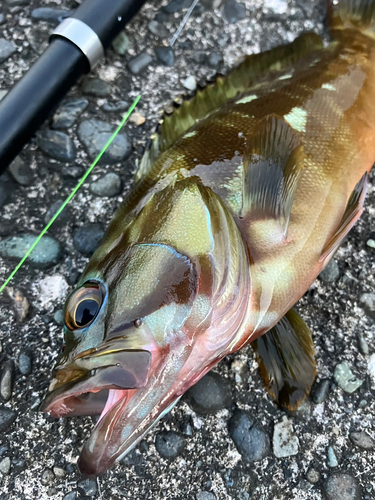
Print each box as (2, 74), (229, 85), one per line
(162, 0), (192, 13)
(264, 0), (288, 15)
(63, 493), (77, 500)
(8, 157), (34, 186)
(0, 456), (11, 475)
(366, 237), (375, 249)
(53, 466), (66, 478)
(31, 7), (72, 25)
(357, 332), (369, 355)
(52, 98), (88, 129)
(180, 421), (193, 437)
(0, 408), (16, 432)
(273, 416), (299, 458)
(0, 219), (15, 236)
(155, 46), (175, 67)
(0, 39), (16, 64)
(186, 372), (232, 414)
(327, 445), (338, 467)
(73, 223), (105, 256)
(39, 275), (69, 308)
(127, 52), (153, 75)
(183, 75), (197, 91)
(334, 362), (363, 393)
(41, 468), (54, 485)
(61, 165), (84, 179)
(77, 478), (97, 497)
(200, 0), (223, 8)
(0, 234), (61, 268)
(228, 410), (270, 462)
(82, 78), (112, 97)
(196, 492), (216, 500)
(102, 101), (129, 113)
(90, 172), (122, 197)
(207, 51), (223, 68)
(0, 177), (13, 208)
(306, 467), (320, 484)
(37, 129), (75, 162)
(368, 354), (375, 387)
(323, 473), (361, 500)
(0, 89), (7, 100)
(112, 31), (131, 55)
(359, 293), (375, 319)
(349, 431), (375, 451)
(222, 0), (247, 23)
(5, 287), (29, 322)
(44, 200), (70, 226)
(0, 360), (14, 401)
(78, 119), (132, 164)
(53, 309), (64, 326)
(148, 20), (169, 38)
(0, 14), (5, 25)
(319, 260), (340, 283)
(155, 431), (186, 459)
(28, 27), (49, 55)
(18, 349), (33, 376)
(312, 378), (331, 404)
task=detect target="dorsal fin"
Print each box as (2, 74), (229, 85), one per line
(241, 115), (304, 235)
(320, 171), (368, 262)
(136, 32), (322, 183)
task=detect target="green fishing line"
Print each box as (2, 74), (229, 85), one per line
(0, 94), (141, 295)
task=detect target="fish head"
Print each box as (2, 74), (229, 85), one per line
(42, 241), (212, 476)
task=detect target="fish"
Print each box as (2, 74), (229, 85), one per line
(42, 0), (375, 476)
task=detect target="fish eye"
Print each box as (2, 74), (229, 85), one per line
(64, 281), (104, 331)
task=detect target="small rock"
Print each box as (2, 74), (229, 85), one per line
(0, 219), (15, 236)
(8, 157), (34, 186)
(196, 492), (216, 500)
(0, 360), (14, 402)
(82, 78), (112, 97)
(222, 0), (246, 23)
(155, 46), (175, 66)
(90, 172), (122, 197)
(323, 473), (361, 500)
(0, 408), (16, 432)
(334, 361), (363, 393)
(5, 287), (29, 322)
(53, 466), (66, 478)
(0, 234), (61, 268)
(41, 468), (55, 485)
(207, 51), (223, 68)
(0, 176), (14, 208)
(28, 27), (49, 55)
(127, 52), (153, 75)
(52, 98), (89, 129)
(73, 223), (105, 256)
(359, 293), (375, 319)
(319, 260), (340, 283)
(78, 119), (132, 164)
(200, 0), (224, 8)
(306, 467), (320, 484)
(366, 238), (375, 249)
(180, 421), (193, 436)
(155, 431), (185, 459)
(162, 0), (192, 13)
(264, 0), (288, 14)
(0, 39), (16, 64)
(129, 112), (146, 127)
(112, 31), (131, 55)
(357, 332), (369, 355)
(37, 129), (75, 162)
(349, 431), (375, 451)
(0, 89), (7, 100)
(183, 75), (197, 91)
(187, 372), (232, 414)
(44, 200), (70, 226)
(18, 349), (33, 376)
(61, 165), (84, 179)
(53, 309), (64, 326)
(273, 416), (299, 458)
(368, 354), (375, 387)
(312, 379), (331, 404)
(31, 7), (72, 25)
(0, 14), (5, 25)
(63, 493), (77, 500)
(228, 410), (270, 462)
(102, 101), (129, 113)
(327, 445), (338, 467)
(148, 20), (169, 38)
(39, 276), (69, 307)
(0, 457), (11, 475)
(77, 478), (97, 497)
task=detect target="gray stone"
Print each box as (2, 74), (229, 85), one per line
(37, 130), (75, 162)
(112, 32), (131, 55)
(127, 52), (153, 75)
(0, 407), (16, 432)
(228, 410), (270, 462)
(0, 360), (15, 402)
(306, 468), (320, 484)
(349, 431), (375, 451)
(90, 172), (122, 197)
(183, 75), (197, 91)
(44, 200), (70, 226)
(0, 234), (61, 268)
(31, 7), (72, 25)
(0, 176), (14, 208)
(53, 309), (64, 327)
(0, 89), (7, 100)
(28, 27), (49, 55)
(41, 468), (54, 485)
(312, 379), (331, 404)
(73, 223), (105, 257)
(63, 493), (77, 500)
(77, 478), (97, 497)
(327, 446), (338, 467)
(18, 349), (32, 376)
(0, 39), (16, 64)
(207, 51), (223, 68)
(155, 431), (185, 459)
(155, 46), (175, 66)
(187, 372), (232, 414)
(200, 0), (224, 8)
(162, 0), (193, 13)
(273, 416), (299, 458)
(359, 293), (375, 319)
(0, 457), (11, 475)
(264, 0), (288, 15)
(52, 98), (89, 129)
(148, 20), (169, 38)
(367, 237), (375, 248)
(334, 362), (363, 393)
(61, 165), (84, 179)
(323, 473), (361, 500)
(8, 157), (34, 186)
(357, 332), (369, 355)
(319, 259), (340, 283)
(196, 492), (216, 500)
(102, 101), (129, 113)
(82, 78), (112, 97)
(0, 14), (5, 25)
(222, 0), (246, 23)
(78, 119), (132, 164)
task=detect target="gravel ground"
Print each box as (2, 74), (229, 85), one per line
(0, 1), (375, 499)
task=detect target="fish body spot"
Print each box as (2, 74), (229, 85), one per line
(284, 107), (307, 133)
(236, 95), (258, 105)
(183, 131), (198, 139)
(279, 73), (293, 80)
(322, 83), (336, 91)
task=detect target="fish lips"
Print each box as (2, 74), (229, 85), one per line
(42, 349), (152, 418)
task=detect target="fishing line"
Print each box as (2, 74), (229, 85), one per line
(0, 0), (200, 294)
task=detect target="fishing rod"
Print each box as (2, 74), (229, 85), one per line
(0, 0), (147, 176)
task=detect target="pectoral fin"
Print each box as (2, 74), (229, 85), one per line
(251, 309), (316, 410)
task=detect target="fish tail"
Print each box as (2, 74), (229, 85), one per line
(329, 0), (375, 39)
